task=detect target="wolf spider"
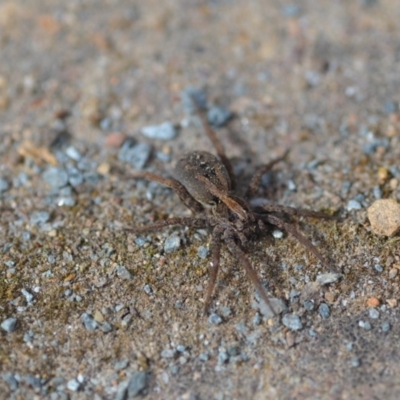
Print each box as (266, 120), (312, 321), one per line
(127, 99), (333, 316)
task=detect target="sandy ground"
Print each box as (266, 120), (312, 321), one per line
(1, 0), (400, 399)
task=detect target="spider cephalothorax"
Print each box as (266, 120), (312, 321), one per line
(127, 97), (333, 316)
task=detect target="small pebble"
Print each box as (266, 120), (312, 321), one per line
(367, 199), (400, 236)
(66, 379), (81, 392)
(253, 312), (262, 326)
(318, 303), (330, 319)
(116, 265), (132, 280)
(351, 358), (361, 367)
(2, 373), (18, 391)
(316, 272), (342, 285)
(272, 229), (284, 239)
(374, 264), (383, 273)
(143, 284), (153, 295)
(66, 165), (84, 187)
(81, 313), (98, 331)
(181, 87), (207, 114)
(389, 268), (398, 279)
(366, 297), (380, 307)
(197, 245), (209, 259)
(217, 348), (229, 365)
(381, 322), (391, 332)
(65, 146), (82, 161)
(101, 322), (113, 333)
(141, 122), (177, 140)
(43, 167), (69, 189)
(208, 313), (223, 325)
(115, 359), (129, 371)
(282, 314), (303, 331)
(303, 300), (315, 311)
(21, 288), (34, 304)
(164, 234), (181, 253)
(1, 317), (17, 333)
(126, 372), (149, 397)
(30, 211), (50, 225)
(369, 308), (380, 319)
(373, 186), (382, 199)
(106, 132), (127, 148)
(198, 352), (209, 361)
(0, 178), (10, 192)
(207, 105), (232, 128)
(358, 320), (372, 330)
(160, 349), (177, 359)
(346, 199), (362, 211)
(118, 141), (151, 170)
(134, 237), (147, 247)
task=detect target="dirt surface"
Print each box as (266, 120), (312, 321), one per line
(1, 0), (400, 399)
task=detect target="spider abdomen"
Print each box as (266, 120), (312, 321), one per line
(173, 151), (231, 207)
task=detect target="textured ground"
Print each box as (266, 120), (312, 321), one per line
(1, 0), (400, 399)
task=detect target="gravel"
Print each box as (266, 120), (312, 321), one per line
(164, 234), (181, 253)
(1, 317), (18, 333)
(282, 314), (303, 331)
(207, 105), (232, 127)
(208, 313), (223, 325)
(81, 313), (98, 331)
(141, 122), (177, 140)
(118, 140), (152, 170)
(318, 303), (331, 319)
(29, 211), (50, 225)
(197, 245), (210, 259)
(0, 178), (10, 192)
(181, 87), (208, 114)
(346, 200), (362, 211)
(116, 265), (132, 280)
(369, 308), (380, 319)
(42, 167), (69, 189)
(316, 273), (342, 285)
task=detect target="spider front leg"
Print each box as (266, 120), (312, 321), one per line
(130, 171), (204, 213)
(203, 225), (225, 315)
(224, 228), (278, 316)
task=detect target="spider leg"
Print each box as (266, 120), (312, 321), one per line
(203, 225), (225, 315)
(130, 171), (204, 213)
(224, 229), (278, 316)
(245, 150), (289, 199)
(256, 203), (336, 220)
(265, 214), (330, 268)
(192, 104), (236, 190)
(124, 217), (207, 233)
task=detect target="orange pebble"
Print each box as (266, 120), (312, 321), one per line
(367, 297), (380, 308)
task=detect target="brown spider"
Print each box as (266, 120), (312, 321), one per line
(126, 98), (334, 316)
